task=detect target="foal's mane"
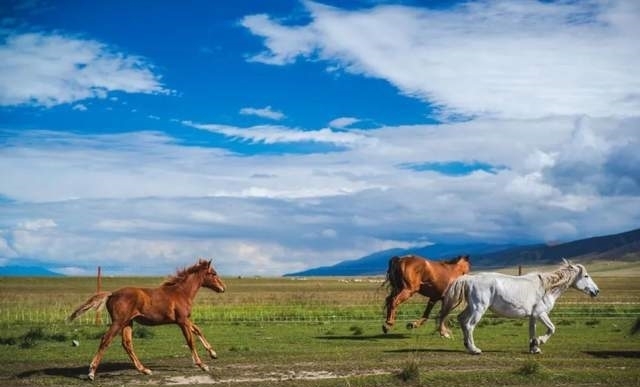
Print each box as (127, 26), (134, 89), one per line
(162, 259), (209, 287)
(538, 262), (581, 292)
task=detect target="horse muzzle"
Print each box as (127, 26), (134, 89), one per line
(589, 289), (599, 297)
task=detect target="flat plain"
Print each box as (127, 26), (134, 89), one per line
(0, 261), (638, 386)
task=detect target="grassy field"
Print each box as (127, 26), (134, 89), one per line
(0, 263), (639, 386)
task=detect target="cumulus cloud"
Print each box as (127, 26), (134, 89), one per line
(240, 105), (286, 120)
(242, 0), (640, 119)
(0, 32), (169, 107)
(2, 114), (640, 275)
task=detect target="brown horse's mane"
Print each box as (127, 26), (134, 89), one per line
(443, 255), (469, 265)
(162, 259), (209, 287)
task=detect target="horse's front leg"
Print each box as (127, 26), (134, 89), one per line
(178, 320), (209, 372)
(529, 316), (540, 354)
(407, 299), (435, 330)
(191, 323), (218, 359)
(536, 313), (555, 347)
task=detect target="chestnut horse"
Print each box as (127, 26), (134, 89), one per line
(382, 254), (470, 335)
(68, 259), (225, 380)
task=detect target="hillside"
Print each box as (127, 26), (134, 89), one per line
(285, 227), (640, 276)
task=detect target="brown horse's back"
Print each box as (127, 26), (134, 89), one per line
(388, 255), (456, 297)
(107, 287), (179, 325)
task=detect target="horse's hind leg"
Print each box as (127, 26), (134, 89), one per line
(407, 299), (436, 329)
(383, 288), (412, 333)
(191, 323), (218, 359)
(88, 323), (122, 380)
(458, 306), (483, 355)
(122, 323), (152, 375)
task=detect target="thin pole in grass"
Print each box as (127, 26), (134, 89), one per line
(95, 266), (102, 325)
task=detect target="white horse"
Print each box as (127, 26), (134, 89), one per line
(437, 259), (600, 354)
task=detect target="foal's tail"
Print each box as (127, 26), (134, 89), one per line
(437, 276), (469, 332)
(67, 291), (111, 322)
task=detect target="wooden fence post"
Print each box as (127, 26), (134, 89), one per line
(95, 266), (102, 325)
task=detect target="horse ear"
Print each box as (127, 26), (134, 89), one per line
(208, 259), (212, 267)
(561, 257), (573, 267)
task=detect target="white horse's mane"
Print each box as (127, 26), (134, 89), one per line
(537, 262), (582, 293)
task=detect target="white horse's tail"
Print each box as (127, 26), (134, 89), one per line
(68, 291), (111, 322)
(437, 276), (468, 335)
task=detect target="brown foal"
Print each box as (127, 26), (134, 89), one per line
(68, 259), (225, 380)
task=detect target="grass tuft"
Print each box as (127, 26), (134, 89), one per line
(516, 359), (543, 376)
(396, 358), (420, 383)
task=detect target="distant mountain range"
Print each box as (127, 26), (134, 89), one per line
(285, 227), (640, 276)
(0, 265), (63, 277)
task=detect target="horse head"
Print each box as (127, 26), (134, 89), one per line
(456, 255), (471, 275)
(563, 259), (599, 297)
(199, 259), (226, 293)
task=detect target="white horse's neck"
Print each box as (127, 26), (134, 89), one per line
(538, 265), (579, 296)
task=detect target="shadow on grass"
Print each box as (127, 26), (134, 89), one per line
(316, 333), (410, 341)
(384, 348), (507, 354)
(584, 350), (640, 359)
(17, 362), (133, 380)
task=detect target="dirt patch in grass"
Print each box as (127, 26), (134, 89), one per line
(164, 369), (389, 385)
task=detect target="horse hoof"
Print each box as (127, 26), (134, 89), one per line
(530, 348), (542, 354)
(382, 325), (389, 334)
(142, 368), (153, 376)
(209, 350), (218, 359)
(200, 364), (210, 372)
(406, 322), (416, 330)
(88, 373), (95, 381)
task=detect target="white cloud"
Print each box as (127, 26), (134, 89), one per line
(329, 117), (359, 128)
(1, 114), (639, 275)
(0, 32), (170, 107)
(72, 103), (87, 111)
(183, 121), (371, 146)
(18, 218), (57, 231)
(242, 0), (640, 119)
(240, 105), (286, 120)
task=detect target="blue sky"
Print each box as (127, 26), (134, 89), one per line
(1, 0), (639, 276)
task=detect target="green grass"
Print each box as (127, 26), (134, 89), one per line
(0, 275), (638, 386)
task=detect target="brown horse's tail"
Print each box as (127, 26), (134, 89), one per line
(67, 291), (111, 322)
(437, 276), (468, 335)
(382, 256), (403, 292)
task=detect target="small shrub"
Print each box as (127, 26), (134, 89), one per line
(631, 317), (640, 335)
(49, 332), (68, 342)
(133, 326), (155, 339)
(556, 319), (575, 326)
(349, 325), (363, 336)
(585, 319), (600, 327)
(0, 336), (17, 346)
(20, 327), (45, 349)
(396, 359), (420, 382)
